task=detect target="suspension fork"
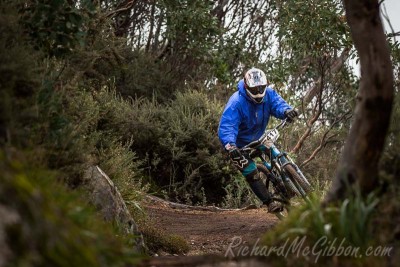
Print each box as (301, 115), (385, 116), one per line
(287, 158), (312, 187)
(259, 146), (291, 186)
(268, 145), (292, 170)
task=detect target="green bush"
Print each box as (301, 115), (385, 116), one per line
(138, 218), (190, 255)
(0, 1), (42, 146)
(97, 49), (179, 103)
(20, 0), (96, 57)
(0, 152), (141, 267)
(260, 191), (390, 266)
(87, 88), (256, 206)
(113, 90), (243, 205)
(37, 86), (148, 200)
(221, 174), (259, 208)
(36, 84), (101, 186)
(96, 136), (148, 206)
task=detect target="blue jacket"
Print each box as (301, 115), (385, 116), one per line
(218, 80), (292, 148)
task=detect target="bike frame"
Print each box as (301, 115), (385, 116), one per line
(241, 119), (309, 197)
(242, 119), (291, 174)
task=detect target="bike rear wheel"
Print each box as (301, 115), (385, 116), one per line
(256, 164), (288, 199)
(256, 164), (290, 220)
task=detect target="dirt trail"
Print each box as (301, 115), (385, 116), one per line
(143, 196), (279, 256)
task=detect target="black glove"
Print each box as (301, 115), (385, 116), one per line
(226, 144), (248, 170)
(228, 146), (241, 160)
(284, 109), (298, 122)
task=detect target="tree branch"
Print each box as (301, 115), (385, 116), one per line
(291, 74), (324, 154)
(104, 0), (137, 18)
(302, 47), (351, 106)
(300, 111), (352, 167)
(387, 31), (400, 38)
(381, 2), (397, 42)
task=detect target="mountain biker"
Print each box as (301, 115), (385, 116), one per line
(218, 67), (298, 213)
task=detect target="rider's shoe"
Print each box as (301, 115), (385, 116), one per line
(267, 201), (283, 213)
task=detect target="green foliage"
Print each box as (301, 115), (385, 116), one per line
(109, 89), (239, 204)
(269, 0), (352, 96)
(160, 0), (221, 80)
(162, 0), (218, 51)
(0, 1), (43, 145)
(221, 174), (259, 208)
(96, 136), (147, 204)
(20, 0), (96, 57)
(380, 90), (400, 188)
(100, 50), (180, 102)
(262, 191), (384, 265)
(0, 10), (148, 256)
(388, 38), (400, 90)
(34, 83), (99, 185)
(275, 0), (349, 60)
(337, 193), (379, 246)
(71, 87), (253, 206)
(138, 218), (190, 255)
(34, 84), (146, 195)
(0, 152), (141, 267)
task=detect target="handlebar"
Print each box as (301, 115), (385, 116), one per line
(275, 118), (289, 130)
(241, 118), (290, 151)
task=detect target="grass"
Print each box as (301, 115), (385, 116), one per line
(259, 188), (393, 266)
(137, 217), (190, 255)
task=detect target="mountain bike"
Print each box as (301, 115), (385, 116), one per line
(240, 118), (312, 219)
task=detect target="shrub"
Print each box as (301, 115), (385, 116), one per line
(221, 173), (259, 208)
(118, 90), (244, 205)
(0, 1), (42, 145)
(138, 218), (190, 255)
(261, 190), (390, 266)
(0, 152), (141, 267)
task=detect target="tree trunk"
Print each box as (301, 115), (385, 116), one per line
(325, 0), (394, 203)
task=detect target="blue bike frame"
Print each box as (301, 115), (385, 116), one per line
(262, 145), (290, 170)
(241, 119), (311, 197)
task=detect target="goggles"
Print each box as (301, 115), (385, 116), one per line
(247, 85), (266, 95)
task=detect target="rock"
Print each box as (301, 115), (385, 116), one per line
(83, 166), (146, 253)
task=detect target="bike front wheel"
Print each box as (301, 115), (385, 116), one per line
(283, 164), (312, 198)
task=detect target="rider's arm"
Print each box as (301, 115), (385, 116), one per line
(218, 100), (242, 148)
(267, 88), (293, 120)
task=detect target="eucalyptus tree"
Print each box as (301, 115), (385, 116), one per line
(325, 0), (394, 202)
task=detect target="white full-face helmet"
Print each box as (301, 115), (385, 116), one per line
(244, 68), (268, 104)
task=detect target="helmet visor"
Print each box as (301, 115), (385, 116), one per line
(247, 85), (266, 95)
